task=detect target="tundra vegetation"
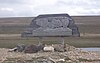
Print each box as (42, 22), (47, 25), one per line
(0, 16), (100, 63)
(0, 16), (100, 48)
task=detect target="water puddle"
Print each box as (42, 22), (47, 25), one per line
(80, 48), (100, 51)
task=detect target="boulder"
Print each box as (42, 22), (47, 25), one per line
(52, 44), (65, 52)
(16, 44), (26, 52)
(24, 45), (39, 53)
(43, 46), (54, 52)
(24, 44), (45, 53)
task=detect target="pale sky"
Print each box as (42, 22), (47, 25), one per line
(0, 0), (100, 17)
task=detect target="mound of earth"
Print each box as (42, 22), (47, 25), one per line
(0, 44), (100, 63)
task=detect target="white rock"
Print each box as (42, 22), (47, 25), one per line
(43, 46), (54, 52)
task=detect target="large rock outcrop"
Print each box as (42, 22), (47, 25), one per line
(21, 14), (80, 37)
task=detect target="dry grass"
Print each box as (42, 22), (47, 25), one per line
(0, 35), (100, 48)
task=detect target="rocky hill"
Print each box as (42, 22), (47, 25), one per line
(0, 44), (100, 63)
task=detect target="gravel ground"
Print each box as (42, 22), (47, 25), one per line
(0, 48), (100, 63)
